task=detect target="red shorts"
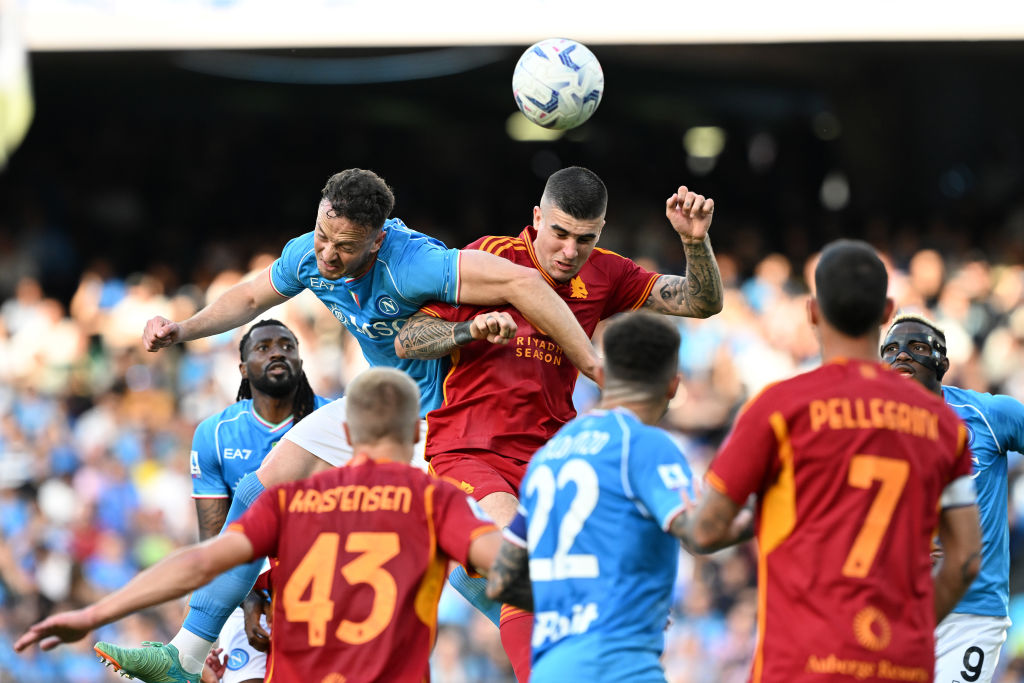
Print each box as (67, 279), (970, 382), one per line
(428, 449), (529, 501)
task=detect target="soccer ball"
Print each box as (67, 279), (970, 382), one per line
(512, 38), (604, 130)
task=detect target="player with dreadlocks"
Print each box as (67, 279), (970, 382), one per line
(187, 319), (330, 683)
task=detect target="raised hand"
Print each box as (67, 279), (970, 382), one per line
(665, 186), (714, 244)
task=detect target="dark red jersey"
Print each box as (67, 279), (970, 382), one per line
(421, 226), (659, 462)
(707, 358), (972, 683)
(230, 458), (497, 683)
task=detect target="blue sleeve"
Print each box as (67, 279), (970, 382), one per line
(389, 225), (461, 305)
(503, 507), (528, 548)
(269, 233), (314, 298)
(992, 394), (1024, 454)
(626, 430), (694, 531)
(191, 418), (228, 498)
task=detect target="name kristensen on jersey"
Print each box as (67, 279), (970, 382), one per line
(284, 484), (413, 514)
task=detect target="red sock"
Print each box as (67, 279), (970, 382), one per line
(499, 605), (533, 682)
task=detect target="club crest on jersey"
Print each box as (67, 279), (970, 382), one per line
(376, 295), (400, 316)
(570, 276), (588, 299)
(227, 648), (250, 670)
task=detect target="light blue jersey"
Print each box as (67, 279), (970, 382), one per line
(269, 218), (461, 415)
(512, 407), (694, 682)
(943, 385), (1024, 618)
(190, 396), (331, 499)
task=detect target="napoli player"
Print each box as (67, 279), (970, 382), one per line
(883, 313), (1024, 683)
(100, 168), (601, 682)
(487, 312), (719, 682)
(189, 320), (330, 683)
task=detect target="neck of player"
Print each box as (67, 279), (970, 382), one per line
(819, 325), (884, 365)
(253, 391), (298, 425)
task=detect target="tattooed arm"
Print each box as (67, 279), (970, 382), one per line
(395, 310), (518, 360)
(670, 487), (753, 554)
(486, 539), (534, 612)
(643, 186), (724, 319)
(195, 498), (230, 542)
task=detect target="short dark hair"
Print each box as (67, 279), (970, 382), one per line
(541, 167), (608, 220)
(603, 312), (680, 387)
(321, 169), (395, 231)
(815, 239), (889, 337)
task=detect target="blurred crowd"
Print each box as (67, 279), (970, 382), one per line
(2, 226), (1024, 682)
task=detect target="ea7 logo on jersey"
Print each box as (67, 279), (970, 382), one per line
(309, 277), (336, 291)
(223, 448), (253, 460)
(190, 450), (201, 478)
(657, 463), (690, 490)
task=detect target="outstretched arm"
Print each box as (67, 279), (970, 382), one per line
(456, 250), (600, 380)
(14, 533), (254, 652)
(395, 311), (517, 360)
(643, 187), (723, 319)
(143, 267), (288, 351)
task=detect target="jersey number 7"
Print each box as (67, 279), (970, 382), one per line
(841, 455), (910, 578)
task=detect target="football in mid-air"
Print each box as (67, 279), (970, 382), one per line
(512, 38), (604, 130)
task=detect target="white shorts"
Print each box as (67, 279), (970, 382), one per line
(220, 607), (268, 683)
(934, 613), (1011, 683)
(281, 397), (428, 470)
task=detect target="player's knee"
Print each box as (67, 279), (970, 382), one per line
(479, 492), (519, 528)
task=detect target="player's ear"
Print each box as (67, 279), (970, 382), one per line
(880, 297), (896, 327)
(239, 362), (248, 379)
(532, 206), (543, 230)
(667, 372), (682, 401)
(343, 422), (353, 447)
(411, 420), (421, 445)
(806, 297), (819, 327)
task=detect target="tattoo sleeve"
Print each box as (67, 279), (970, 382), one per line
(195, 498), (230, 542)
(644, 236), (724, 318)
(396, 313), (472, 360)
(486, 542), (534, 612)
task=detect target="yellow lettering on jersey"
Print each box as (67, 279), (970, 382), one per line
(288, 485), (414, 515)
(807, 399), (940, 441)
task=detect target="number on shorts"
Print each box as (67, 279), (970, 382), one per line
(961, 645), (984, 682)
(841, 455), (909, 578)
(281, 531), (400, 647)
(525, 459), (600, 581)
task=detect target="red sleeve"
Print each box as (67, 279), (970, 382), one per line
(418, 301), (478, 322)
(228, 485), (284, 560)
(707, 389), (781, 506)
(431, 479), (498, 566)
(595, 250), (660, 316)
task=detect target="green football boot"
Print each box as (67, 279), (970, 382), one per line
(93, 641), (200, 683)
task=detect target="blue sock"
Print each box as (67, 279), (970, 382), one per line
(449, 564), (502, 627)
(183, 473), (266, 641)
